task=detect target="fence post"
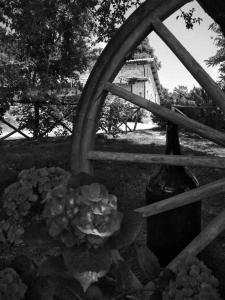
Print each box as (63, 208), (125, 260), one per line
(34, 103), (40, 139)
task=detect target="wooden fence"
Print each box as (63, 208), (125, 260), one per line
(0, 98), (142, 140)
(0, 99), (78, 140)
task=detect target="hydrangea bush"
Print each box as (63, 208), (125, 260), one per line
(143, 256), (222, 300)
(162, 256), (222, 300)
(0, 168), (222, 300)
(0, 167), (70, 244)
(0, 268), (27, 300)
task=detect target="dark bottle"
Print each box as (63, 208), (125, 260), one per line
(146, 122), (201, 266)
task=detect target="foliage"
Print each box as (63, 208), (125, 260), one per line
(152, 85), (173, 129)
(42, 181), (123, 247)
(0, 267), (27, 300)
(136, 244), (161, 281)
(9, 102), (73, 138)
(128, 37), (161, 70)
(0, 167), (71, 244)
(176, 8), (202, 29)
(162, 256), (222, 300)
(206, 23), (225, 89)
(174, 106), (225, 131)
(152, 85), (217, 129)
(0, 169), (223, 299)
(98, 95), (144, 137)
(0, 0), (94, 136)
(172, 85), (190, 105)
(21, 171), (144, 297)
(189, 86), (213, 106)
(95, 0), (142, 42)
(0, 0), (144, 137)
(198, 0), (225, 38)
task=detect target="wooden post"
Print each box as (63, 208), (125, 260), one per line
(34, 103), (40, 139)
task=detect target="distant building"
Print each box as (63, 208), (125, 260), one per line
(114, 58), (161, 105)
(81, 57), (161, 103)
(80, 57), (161, 124)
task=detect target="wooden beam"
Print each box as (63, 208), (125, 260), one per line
(1, 129), (18, 140)
(47, 111), (72, 133)
(167, 209), (225, 271)
(0, 117), (30, 139)
(151, 18), (225, 114)
(135, 177), (225, 217)
(88, 151), (225, 169)
(104, 82), (225, 147)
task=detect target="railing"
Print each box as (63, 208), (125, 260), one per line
(0, 99), (144, 140)
(0, 99), (79, 140)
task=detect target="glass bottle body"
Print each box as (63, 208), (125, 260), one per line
(146, 123), (201, 266)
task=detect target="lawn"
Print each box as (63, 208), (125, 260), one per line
(1, 128), (225, 297)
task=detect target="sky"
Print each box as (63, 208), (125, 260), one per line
(148, 1), (219, 92)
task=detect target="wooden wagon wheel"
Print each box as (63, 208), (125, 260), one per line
(71, 0), (225, 272)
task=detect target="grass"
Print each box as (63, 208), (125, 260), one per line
(1, 129), (225, 297)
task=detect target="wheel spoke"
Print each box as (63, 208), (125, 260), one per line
(135, 177), (225, 217)
(104, 82), (225, 147)
(151, 18), (225, 114)
(88, 150), (225, 168)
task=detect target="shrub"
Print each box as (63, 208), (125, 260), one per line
(0, 167), (71, 244)
(98, 95), (145, 136)
(0, 267), (27, 300)
(162, 256), (222, 300)
(152, 105), (225, 131)
(22, 173), (144, 296)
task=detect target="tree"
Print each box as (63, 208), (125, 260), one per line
(189, 86), (213, 106)
(172, 85), (190, 105)
(128, 37), (161, 70)
(0, 0), (142, 136)
(206, 23), (225, 90)
(95, 0), (142, 41)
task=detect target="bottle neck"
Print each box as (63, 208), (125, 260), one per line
(165, 122), (181, 155)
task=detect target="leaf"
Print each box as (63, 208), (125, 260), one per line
(85, 285), (104, 300)
(23, 221), (63, 249)
(107, 211), (143, 249)
(136, 245), (161, 281)
(38, 256), (69, 278)
(63, 245), (112, 274)
(28, 276), (55, 300)
(114, 259), (138, 292)
(54, 277), (84, 300)
(89, 183), (101, 198)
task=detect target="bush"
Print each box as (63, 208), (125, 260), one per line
(152, 105), (225, 131)
(176, 106), (225, 131)
(9, 102), (73, 138)
(0, 167), (71, 244)
(98, 95), (146, 136)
